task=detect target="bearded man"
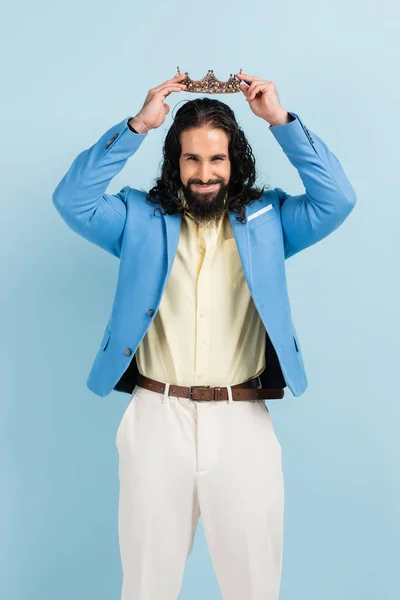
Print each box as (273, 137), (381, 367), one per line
(52, 70), (356, 600)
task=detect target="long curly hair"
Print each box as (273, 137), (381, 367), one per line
(146, 97), (270, 224)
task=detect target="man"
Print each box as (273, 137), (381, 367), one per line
(52, 71), (356, 599)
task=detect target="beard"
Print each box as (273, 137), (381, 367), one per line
(179, 180), (229, 227)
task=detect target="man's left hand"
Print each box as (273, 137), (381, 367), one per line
(235, 72), (291, 126)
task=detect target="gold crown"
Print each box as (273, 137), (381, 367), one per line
(176, 66), (243, 94)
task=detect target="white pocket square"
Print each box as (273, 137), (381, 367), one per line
(247, 203), (273, 222)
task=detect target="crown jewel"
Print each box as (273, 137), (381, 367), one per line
(176, 66), (243, 94)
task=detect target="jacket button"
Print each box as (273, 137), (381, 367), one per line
(124, 348), (132, 356)
(148, 309), (154, 317)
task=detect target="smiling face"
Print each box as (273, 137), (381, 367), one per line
(178, 126), (231, 226)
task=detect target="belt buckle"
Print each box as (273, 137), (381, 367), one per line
(188, 385), (211, 401)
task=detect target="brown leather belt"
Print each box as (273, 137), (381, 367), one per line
(136, 374), (284, 401)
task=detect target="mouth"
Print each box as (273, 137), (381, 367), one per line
(193, 183), (219, 191)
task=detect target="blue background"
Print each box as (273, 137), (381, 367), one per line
(2, 0), (399, 598)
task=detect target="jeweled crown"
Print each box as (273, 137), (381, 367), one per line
(176, 66), (243, 94)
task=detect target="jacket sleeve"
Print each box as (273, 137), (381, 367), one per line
(269, 112), (357, 259)
(52, 116), (148, 258)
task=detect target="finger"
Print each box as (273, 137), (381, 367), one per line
(239, 80), (259, 96)
(237, 73), (273, 88)
(153, 82), (187, 93)
(153, 74), (187, 91)
(247, 84), (265, 101)
(155, 84), (187, 97)
(248, 84), (271, 102)
(171, 73), (187, 82)
(239, 82), (259, 96)
(247, 83), (272, 101)
(246, 79), (265, 93)
(240, 79), (265, 96)
(236, 72), (257, 83)
(244, 80), (264, 100)
(247, 79), (272, 89)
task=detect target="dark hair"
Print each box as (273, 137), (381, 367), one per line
(146, 97), (270, 223)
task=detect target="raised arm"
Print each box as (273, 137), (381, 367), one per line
(269, 112), (357, 259)
(234, 71), (356, 260)
(52, 72), (188, 257)
(52, 118), (148, 257)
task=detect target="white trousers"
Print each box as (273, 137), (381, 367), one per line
(116, 383), (284, 600)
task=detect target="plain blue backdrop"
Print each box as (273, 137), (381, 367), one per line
(2, 0), (399, 598)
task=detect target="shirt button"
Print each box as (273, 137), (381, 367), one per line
(124, 348), (132, 356)
(200, 311), (207, 317)
(148, 309), (154, 317)
(198, 373), (204, 379)
(200, 340), (206, 347)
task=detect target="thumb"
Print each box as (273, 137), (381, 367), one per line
(164, 104), (170, 114)
(240, 84), (249, 96)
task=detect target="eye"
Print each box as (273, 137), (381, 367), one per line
(187, 157), (223, 161)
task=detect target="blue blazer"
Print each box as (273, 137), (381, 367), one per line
(52, 112), (356, 398)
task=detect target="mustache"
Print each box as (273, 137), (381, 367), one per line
(190, 181), (222, 186)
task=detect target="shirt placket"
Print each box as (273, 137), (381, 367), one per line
(194, 226), (216, 384)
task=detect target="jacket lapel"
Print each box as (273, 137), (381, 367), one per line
(163, 211), (183, 278)
(229, 206), (252, 292)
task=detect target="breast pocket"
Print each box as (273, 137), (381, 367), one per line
(248, 205), (278, 230)
(223, 238), (245, 289)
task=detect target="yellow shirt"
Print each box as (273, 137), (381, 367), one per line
(135, 191), (266, 386)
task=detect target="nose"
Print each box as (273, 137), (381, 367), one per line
(196, 164), (216, 185)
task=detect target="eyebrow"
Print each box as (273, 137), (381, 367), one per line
(182, 152), (228, 159)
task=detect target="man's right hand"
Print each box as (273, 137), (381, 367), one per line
(129, 73), (188, 133)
